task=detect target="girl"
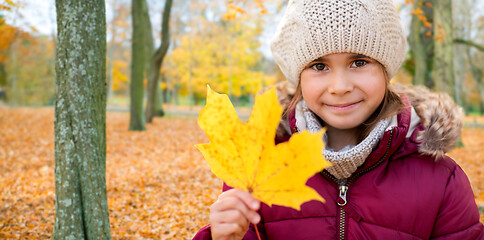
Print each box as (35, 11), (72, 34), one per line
(194, 0), (484, 239)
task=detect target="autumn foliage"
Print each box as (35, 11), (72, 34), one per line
(0, 107), (483, 239)
(197, 87), (330, 210)
(0, 107), (218, 239)
(0, 18), (34, 65)
(223, 0), (267, 20)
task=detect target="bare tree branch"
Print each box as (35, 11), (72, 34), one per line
(454, 38), (484, 52)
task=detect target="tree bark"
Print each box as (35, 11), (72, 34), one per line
(130, 0), (146, 131)
(53, 0), (111, 239)
(409, 0), (427, 86)
(141, 0), (165, 120)
(142, 0), (154, 73)
(145, 0), (173, 122)
(408, 0), (429, 87)
(433, 0), (457, 103)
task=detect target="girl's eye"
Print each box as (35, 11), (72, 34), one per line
(352, 60), (368, 68)
(311, 63), (327, 71)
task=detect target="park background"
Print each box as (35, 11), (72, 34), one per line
(0, 0), (483, 239)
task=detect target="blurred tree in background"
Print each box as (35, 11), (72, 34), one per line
(403, 0), (484, 113)
(129, 0), (147, 131)
(406, 0), (434, 88)
(145, 0), (173, 123)
(453, 0), (484, 113)
(432, 0), (456, 104)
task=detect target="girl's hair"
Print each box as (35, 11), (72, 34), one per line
(284, 62), (405, 142)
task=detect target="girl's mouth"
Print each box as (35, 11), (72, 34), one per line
(325, 101), (362, 111)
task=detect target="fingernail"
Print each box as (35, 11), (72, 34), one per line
(251, 201), (260, 209)
(253, 214), (260, 224)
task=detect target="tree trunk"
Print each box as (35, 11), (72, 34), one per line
(408, 0), (428, 86)
(407, 0), (435, 88)
(466, 49), (484, 112)
(0, 63), (6, 100)
(476, 80), (484, 113)
(143, 0), (156, 123)
(161, 72), (169, 103)
(53, 0), (111, 239)
(155, 79), (164, 112)
(433, 0), (456, 102)
(143, 0), (154, 74)
(145, 0), (173, 122)
(143, 0), (164, 119)
(130, 0), (146, 131)
(0, 63), (6, 87)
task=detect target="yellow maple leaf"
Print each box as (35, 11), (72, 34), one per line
(196, 86), (330, 210)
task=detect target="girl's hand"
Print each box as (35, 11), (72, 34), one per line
(210, 189), (261, 240)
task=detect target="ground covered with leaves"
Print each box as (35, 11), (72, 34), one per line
(0, 107), (483, 239)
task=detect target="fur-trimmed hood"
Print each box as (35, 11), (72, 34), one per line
(265, 81), (464, 160)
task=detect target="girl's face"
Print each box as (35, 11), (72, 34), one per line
(300, 53), (386, 131)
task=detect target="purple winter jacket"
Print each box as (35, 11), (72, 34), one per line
(193, 84), (484, 240)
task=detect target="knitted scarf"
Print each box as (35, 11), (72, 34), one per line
(295, 101), (390, 179)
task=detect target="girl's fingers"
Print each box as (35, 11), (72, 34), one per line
(212, 189), (261, 224)
(218, 189), (260, 211)
(211, 209), (250, 231)
(210, 207), (250, 239)
(211, 196), (260, 224)
(209, 189), (262, 239)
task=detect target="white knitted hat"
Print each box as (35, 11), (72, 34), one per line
(270, 0), (407, 86)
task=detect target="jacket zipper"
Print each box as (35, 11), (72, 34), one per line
(339, 207), (346, 240)
(338, 185), (348, 240)
(322, 129), (394, 240)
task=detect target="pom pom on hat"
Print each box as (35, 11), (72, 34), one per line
(270, 0), (407, 86)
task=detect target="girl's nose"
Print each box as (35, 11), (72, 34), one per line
(328, 71), (353, 95)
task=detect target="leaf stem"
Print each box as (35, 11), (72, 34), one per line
(254, 223), (261, 240)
